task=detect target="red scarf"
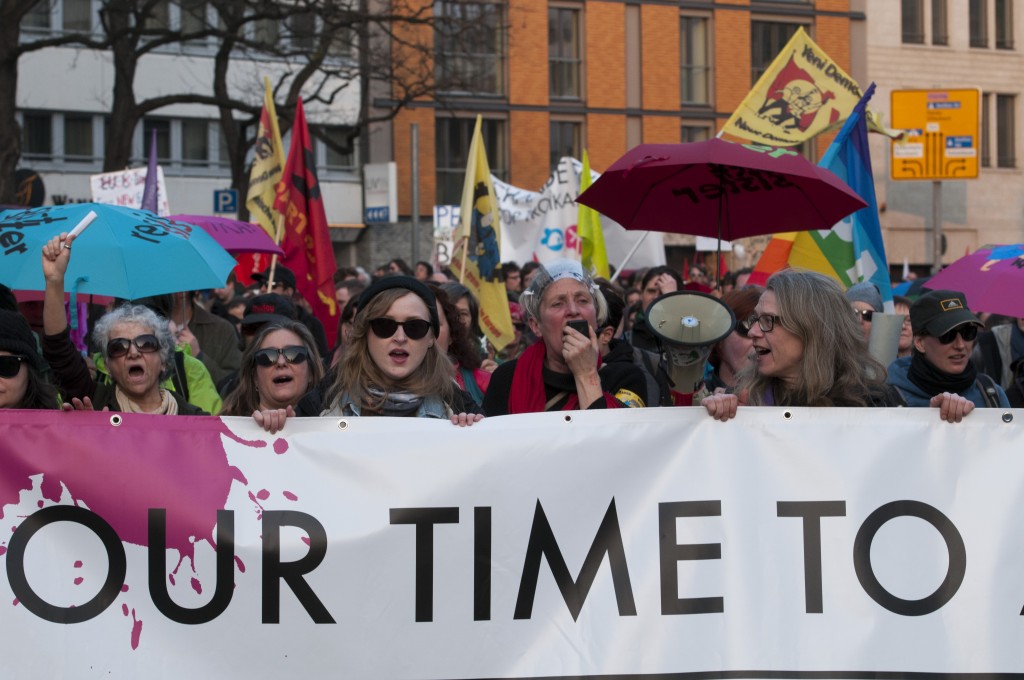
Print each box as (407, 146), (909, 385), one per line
(507, 341), (620, 414)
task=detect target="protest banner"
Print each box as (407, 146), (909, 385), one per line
(90, 167), (170, 217)
(0, 407), (1020, 678)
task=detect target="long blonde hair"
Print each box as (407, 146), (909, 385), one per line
(739, 269), (887, 406)
(324, 288), (454, 412)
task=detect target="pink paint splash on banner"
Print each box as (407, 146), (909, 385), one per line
(0, 411), (262, 650)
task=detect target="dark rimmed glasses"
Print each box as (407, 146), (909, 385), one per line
(742, 313), (783, 334)
(254, 345), (310, 367)
(934, 325), (979, 345)
(368, 317), (432, 340)
(0, 355), (27, 378)
(106, 334), (160, 358)
(856, 309), (874, 323)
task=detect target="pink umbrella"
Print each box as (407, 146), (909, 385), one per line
(926, 245), (1024, 318)
(169, 214), (283, 255)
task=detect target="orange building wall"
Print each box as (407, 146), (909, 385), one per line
(640, 4), (681, 113)
(510, 111), (551, 191)
(587, 113), (628, 170)
(508, 0), (548, 106)
(394, 108), (436, 216)
(585, 3), (627, 110)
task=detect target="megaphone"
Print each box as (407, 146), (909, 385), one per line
(645, 291), (736, 395)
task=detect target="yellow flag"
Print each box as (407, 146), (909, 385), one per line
(246, 77), (286, 239)
(721, 27), (862, 147)
(451, 116), (515, 351)
(577, 151), (609, 278)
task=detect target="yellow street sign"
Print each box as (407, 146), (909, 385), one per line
(890, 89), (980, 180)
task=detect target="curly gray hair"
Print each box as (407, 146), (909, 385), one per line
(92, 304), (175, 368)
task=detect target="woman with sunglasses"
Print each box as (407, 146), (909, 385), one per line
(40, 233), (206, 415)
(702, 269), (902, 421)
(222, 320), (324, 432)
(0, 309), (58, 410)
(312, 277), (482, 425)
(886, 289), (1009, 421)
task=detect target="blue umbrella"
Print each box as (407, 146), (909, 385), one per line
(0, 203), (237, 300)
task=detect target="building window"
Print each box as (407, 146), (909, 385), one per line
(681, 124), (712, 143)
(930, 0), (948, 45)
(64, 115), (94, 163)
(680, 15), (710, 105)
(549, 6), (582, 100)
(981, 93), (991, 167)
(181, 120), (210, 167)
(435, 117), (507, 205)
(288, 10), (316, 51)
(751, 21), (802, 84)
(143, 119), (172, 162)
(549, 120), (581, 168)
(144, 1), (171, 31)
(435, 1), (505, 96)
(318, 126), (357, 171)
(22, 113), (53, 160)
(901, 0), (924, 44)
(996, 94), (1016, 168)
(969, 0), (988, 47)
(995, 0), (1014, 49)
(23, 3), (51, 31)
(64, 0), (93, 33)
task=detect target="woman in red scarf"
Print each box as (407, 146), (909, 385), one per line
(482, 260), (647, 415)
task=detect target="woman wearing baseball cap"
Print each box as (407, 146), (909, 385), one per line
(886, 289), (1009, 421)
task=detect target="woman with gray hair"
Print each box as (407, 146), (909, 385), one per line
(702, 269), (903, 421)
(482, 260), (648, 415)
(40, 233), (206, 415)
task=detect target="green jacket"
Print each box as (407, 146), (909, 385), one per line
(93, 344), (222, 415)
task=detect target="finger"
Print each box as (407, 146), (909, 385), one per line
(61, 402), (74, 412)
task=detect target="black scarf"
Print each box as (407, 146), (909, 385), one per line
(908, 351), (976, 396)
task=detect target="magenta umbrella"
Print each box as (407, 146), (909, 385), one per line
(927, 245), (1024, 318)
(577, 139), (866, 241)
(169, 214), (283, 255)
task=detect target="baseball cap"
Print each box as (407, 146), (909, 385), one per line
(252, 265), (297, 291)
(240, 294), (297, 328)
(909, 290), (982, 337)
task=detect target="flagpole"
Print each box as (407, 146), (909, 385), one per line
(267, 213), (284, 289)
(609, 232), (650, 284)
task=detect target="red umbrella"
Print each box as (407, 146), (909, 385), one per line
(169, 214), (283, 256)
(926, 245), (1024, 318)
(577, 139), (866, 242)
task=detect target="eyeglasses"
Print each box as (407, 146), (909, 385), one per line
(106, 334), (161, 358)
(856, 309), (874, 322)
(934, 325), (979, 345)
(368, 317), (433, 340)
(0, 355), (26, 379)
(742, 313), (782, 334)
(254, 345), (310, 367)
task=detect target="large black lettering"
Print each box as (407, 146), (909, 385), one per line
(514, 499), (635, 621)
(148, 509), (235, 624)
(262, 510), (335, 624)
(6, 506), (126, 624)
(658, 500), (723, 615)
(389, 507), (459, 622)
(474, 507), (491, 621)
(853, 500), (966, 616)
(777, 501), (847, 613)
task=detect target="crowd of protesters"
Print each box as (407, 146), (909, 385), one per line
(1, 232), (1020, 430)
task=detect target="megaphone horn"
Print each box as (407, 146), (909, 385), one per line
(644, 291), (736, 395)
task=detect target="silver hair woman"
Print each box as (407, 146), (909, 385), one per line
(40, 232), (207, 415)
(703, 269), (902, 420)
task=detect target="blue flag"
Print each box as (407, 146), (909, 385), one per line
(818, 82), (894, 311)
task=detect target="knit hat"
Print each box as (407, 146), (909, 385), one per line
(845, 281), (884, 313)
(910, 290), (982, 337)
(0, 310), (41, 371)
(357, 275), (440, 337)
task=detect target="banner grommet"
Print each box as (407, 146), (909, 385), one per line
(1002, 412), (1013, 423)
(109, 414), (123, 427)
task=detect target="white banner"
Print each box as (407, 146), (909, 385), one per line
(0, 407), (1022, 678)
(90, 167), (171, 216)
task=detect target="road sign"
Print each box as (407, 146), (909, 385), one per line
(214, 189), (238, 213)
(890, 89), (980, 180)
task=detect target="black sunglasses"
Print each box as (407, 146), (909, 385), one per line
(107, 334), (161, 358)
(856, 309), (874, 322)
(935, 325), (979, 345)
(368, 317), (432, 340)
(0, 355), (26, 379)
(254, 345), (310, 367)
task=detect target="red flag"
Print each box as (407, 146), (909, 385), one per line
(273, 99), (338, 335)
